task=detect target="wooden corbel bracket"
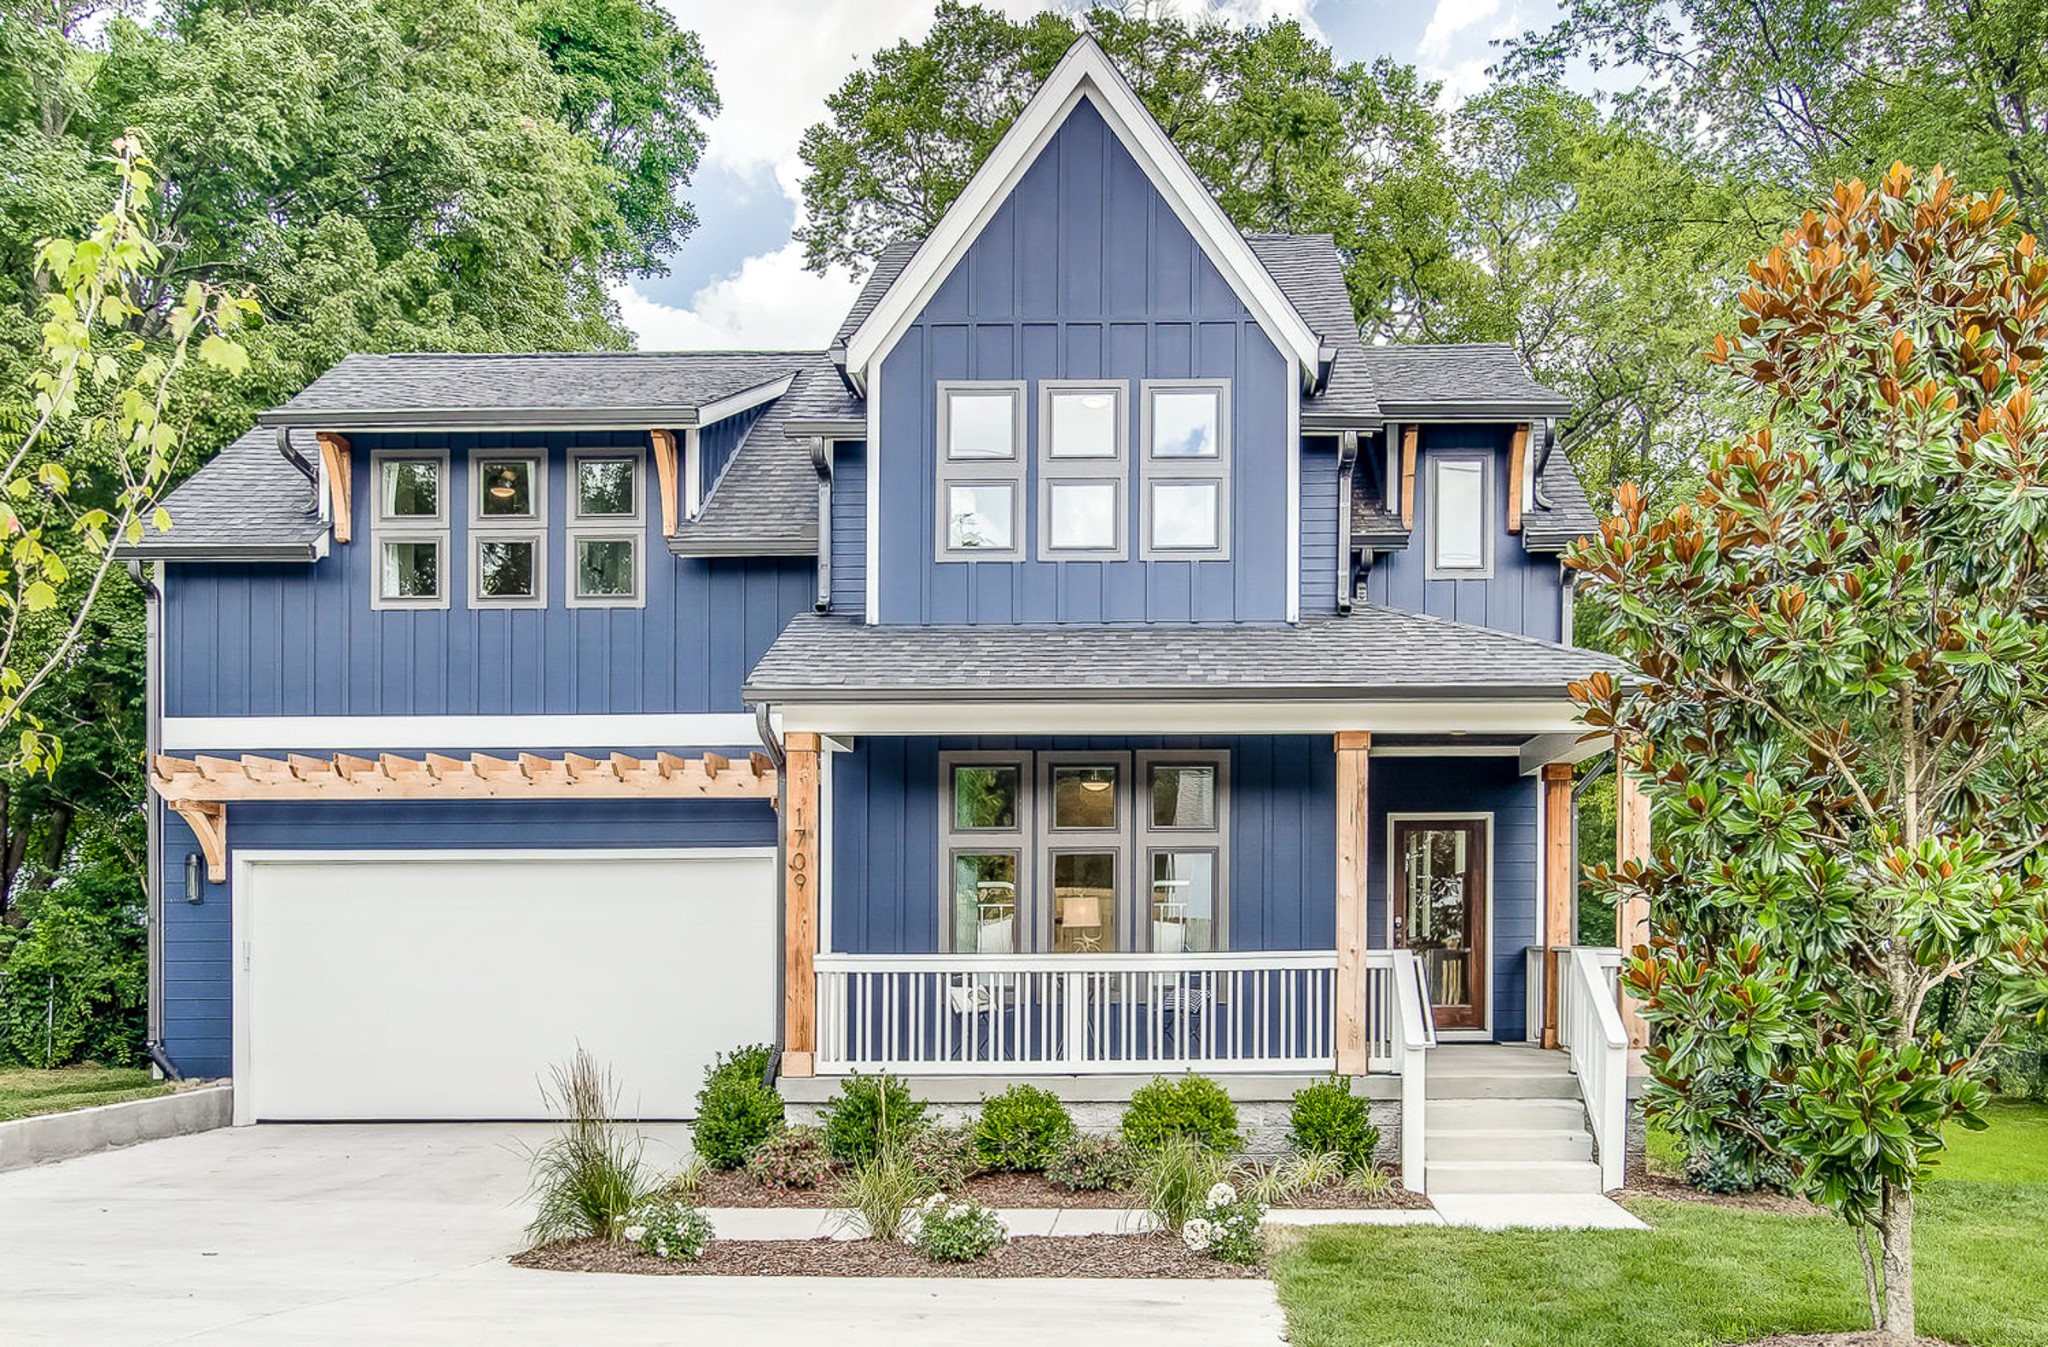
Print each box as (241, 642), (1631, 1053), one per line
(171, 800), (227, 882)
(650, 429), (680, 537)
(316, 432), (353, 543)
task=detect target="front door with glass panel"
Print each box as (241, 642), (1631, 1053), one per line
(1393, 819), (1487, 1030)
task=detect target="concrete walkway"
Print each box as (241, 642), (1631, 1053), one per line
(0, 1124), (1285, 1346)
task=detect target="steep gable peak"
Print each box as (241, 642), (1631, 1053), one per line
(839, 35), (1323, 383)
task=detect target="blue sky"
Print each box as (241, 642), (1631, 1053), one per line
(623, 0), (1560, 349)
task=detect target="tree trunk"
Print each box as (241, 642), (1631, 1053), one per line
(1877, 1180), (1914, 1342)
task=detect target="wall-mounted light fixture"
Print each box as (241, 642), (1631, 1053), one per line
(185, 852), (205, 903)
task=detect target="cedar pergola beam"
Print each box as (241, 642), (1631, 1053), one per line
(150, 750), (776, 803)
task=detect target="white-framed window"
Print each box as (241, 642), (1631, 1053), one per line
(1139, 380), (1231, 560)
(1427, 453), (1492, 578)
(940, 753), (1031, 955)
(1037, 381), (1127, 559)
(935, 381), (1026, 561)
(568, 450), (646, 608)
(1137, 751), (1230, 954)
(469, 450), (545, 607)
(369, 451), (449, 610)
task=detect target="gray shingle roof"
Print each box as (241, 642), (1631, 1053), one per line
(119, 427), (326, 561)
(1246, 234), (1379, 427)
(1353, 344), (1572, 418)
(670, 363), (833, 556)
(262, 350), (815, 428)
(1524, 433), (1603, 551)
(832, 239), (922, 350)
(745, 608), (1625, 701)
(777, 360), (864, 437)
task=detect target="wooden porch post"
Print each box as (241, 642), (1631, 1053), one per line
(1540, 762), (1575, 1049)
(782, 732), (822, 1077)
(1334, 731), (1372, 1074)
(1616, 748), (1653, 1050)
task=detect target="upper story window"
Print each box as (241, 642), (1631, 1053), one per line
(1038, 382), (1126, 559)
(371, 451), (449, 610)
(568, 450), (645, 608)
(935, 382), (1026, 561)
(1428, 454), (1492, 579)
(1140, 381), (1231, 560)
(470, 452), (544, 607)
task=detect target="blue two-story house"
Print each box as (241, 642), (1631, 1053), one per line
(131, 39), (1634, 1192)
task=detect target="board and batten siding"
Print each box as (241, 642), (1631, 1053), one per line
(873, 99), (1293, 626)
(1365, 754), (1538, 1043)
(1360, 424), (1567, 642)
(828, 735), (1337, 955)
(699, 404), (767, 503)
(161, 429), (815, 718)
(1298, 437), (1339, 615)
(157, 797), (777, 1079)
(829, 443), (866, 614)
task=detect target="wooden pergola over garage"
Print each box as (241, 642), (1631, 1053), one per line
(151, 750), (779, 881)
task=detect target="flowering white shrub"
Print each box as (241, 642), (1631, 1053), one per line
(905, 1191), (1008, 1263)
(624, 1200), (714, 1262)
(1181, 1183), (1264, 1264)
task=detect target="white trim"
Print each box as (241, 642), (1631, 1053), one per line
(865, 358), (881, 624)
(818, 737), (838, 955)
(1535, 778), (1549, 949)
(230, 846), (778, 1126)
(162, 713), (768, 751)
(841, 39), (1319, 378)
(1385, 811), (1496, 1040)
(684, 428), (702, 519)
(1371, 745), (1520, 758)
(776, 699), (1588, 737)
(1287, 359), (1301, 622)
(696, 373), (797, 428)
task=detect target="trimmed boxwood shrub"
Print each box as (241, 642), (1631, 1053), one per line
(973, 1084), (1075, 1172)
(821, 1071), (929, 1164)
(1287, 1076), (1379, 1170)
(693, 1044), (784, 1170)
(1121, 1074), (1241, 1153)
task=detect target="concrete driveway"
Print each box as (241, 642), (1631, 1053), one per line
(0, 1123), (1286, 1345)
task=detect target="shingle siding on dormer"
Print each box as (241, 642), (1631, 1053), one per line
(871, 100), (1294, 626)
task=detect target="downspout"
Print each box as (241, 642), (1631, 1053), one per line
(275, 426), (316, 509)
(757, 702), (787, 1078)
(129, 559), (181, 1081)
(1334, 430), (1358, 614)
(1532, 418), (1559, 511)
(809, 436), (832, 613)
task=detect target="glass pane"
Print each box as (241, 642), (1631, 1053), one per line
(578, 459), (635, 516)
(1049, 390), (1118, 458)
(1433, 461), (1485, 570)
(946, 392), (1016, 459)
(952, 765), (1019, 830)
(478, 459), (534, 517)
(1150, 765), (1215, 829)
(953, 853), (1018, 954)
(477, 539), (535, 598)
(1052, 852), (1117, 953)
(1052, 765), (1117, 829)
(946, 484), (1013, 550)
(576, 538), (635, 597)
(380, 540), (438, 599)
(1152, 851), (1217, 953)
(1402, 826), (1475, 1009)
(1048, 481), (1117, 550)
(382, 461), (439, 517)
(1149, 390), (1219, 458)
(1150, 481), (1218, 549)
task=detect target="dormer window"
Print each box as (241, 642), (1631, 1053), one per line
(470, 451), (545, 608)
(1039, 382), (1126, 558)
(1428, 454), (1492, 578)
(370, 451), (448, 610)
(935, 382), (1025, 561)
(1140, 381), (1230, 559)
(568, 450), (645, 608)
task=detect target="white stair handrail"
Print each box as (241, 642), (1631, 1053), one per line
(1560, 946), (1629, 1191)
(1389, 949), (1435, 1192)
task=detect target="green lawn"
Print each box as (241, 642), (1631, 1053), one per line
(0, 1067), (174, 1122)
(1273, 1102), (2048, 1347)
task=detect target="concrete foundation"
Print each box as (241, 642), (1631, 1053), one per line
(0, 1082), (232, 1172)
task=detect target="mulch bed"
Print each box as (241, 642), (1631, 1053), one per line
(513, 1233), (1263, 1279)
(690, 1167), (1427, 1211)
(1621, 1174), (1821, 1216)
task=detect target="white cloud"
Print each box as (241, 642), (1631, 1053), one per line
(1420, 0), (1503, 57)
(613, 243), (862, 351)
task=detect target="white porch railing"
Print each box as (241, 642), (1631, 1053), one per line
(1558, 946), (1629, 1190)
(814, 951), (1342, 1075)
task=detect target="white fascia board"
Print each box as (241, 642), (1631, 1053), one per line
(863, 358), (881, 624)
(776, 699), (1589, 738)
(695, 373), (797, 428)
(1287, 358), (1301, 621)
(163, 713), (770, 752)
(842, 38), (1321, 378)
(1518, 730), (1605, 776)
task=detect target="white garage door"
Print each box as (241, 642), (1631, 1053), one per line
(234, 850), (776, 1122)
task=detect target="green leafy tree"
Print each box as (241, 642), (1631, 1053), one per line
(1570, 167), (2048, 1340)
(794, 2), (1458, 340)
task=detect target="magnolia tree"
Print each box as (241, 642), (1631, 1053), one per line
(5, 135), (251, 773)
(1570, 166), (2048, 1341)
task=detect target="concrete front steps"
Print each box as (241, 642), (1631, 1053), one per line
(1424, 1046), (1605, 1195)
